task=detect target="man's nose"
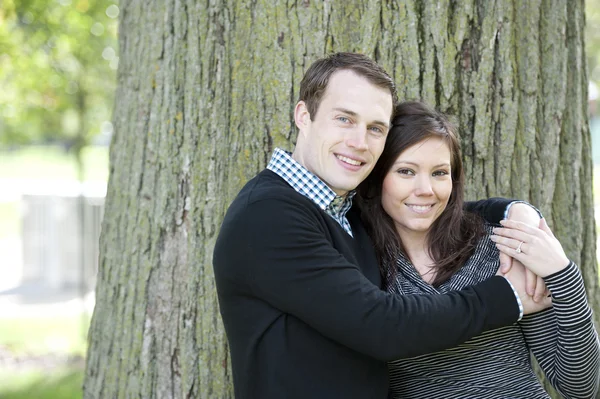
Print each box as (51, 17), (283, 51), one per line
(346, 126), (369, 150)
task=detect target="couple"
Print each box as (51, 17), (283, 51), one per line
(213, 52), (599, 398)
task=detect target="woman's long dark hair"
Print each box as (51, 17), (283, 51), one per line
(356, 101), (483, 289)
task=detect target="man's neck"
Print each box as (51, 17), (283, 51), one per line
(290, 149), (348, 198)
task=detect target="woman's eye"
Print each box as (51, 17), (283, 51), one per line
(397, 169), (414, 176)
(433, 170), (449, 177)
(337, 116), (350, 123)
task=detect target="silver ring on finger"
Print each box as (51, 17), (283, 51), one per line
(515, 241), (524, 254)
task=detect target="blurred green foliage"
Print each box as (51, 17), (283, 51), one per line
(0, 0), (118, 148)
(588, 0), (600, 85)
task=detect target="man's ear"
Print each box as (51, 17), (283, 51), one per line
(294, 101), (311, 134)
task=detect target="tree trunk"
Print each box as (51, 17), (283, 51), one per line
(84, 1), (598, 398)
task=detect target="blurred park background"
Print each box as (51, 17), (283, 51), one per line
(0, 0), (116, 397)
(0, 1), (600, 398)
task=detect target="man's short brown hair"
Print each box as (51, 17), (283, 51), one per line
(299, 52), (398, 120)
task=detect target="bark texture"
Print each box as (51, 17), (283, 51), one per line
(84, 1), (599, 398)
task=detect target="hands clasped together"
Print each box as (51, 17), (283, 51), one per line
(491, 218), (571, 315)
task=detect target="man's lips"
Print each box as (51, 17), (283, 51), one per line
(335, 154), (365, 166)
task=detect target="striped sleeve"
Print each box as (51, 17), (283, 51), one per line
(519, 262), (600, 399)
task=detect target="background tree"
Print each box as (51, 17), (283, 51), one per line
(84, 1), (599, 398)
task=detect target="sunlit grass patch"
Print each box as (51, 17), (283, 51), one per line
(0, 315), (90, 357)
(0, 367), (84, 399)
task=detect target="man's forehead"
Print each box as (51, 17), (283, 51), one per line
(324, 71), (393, 107)
(326, 69), (378, 89)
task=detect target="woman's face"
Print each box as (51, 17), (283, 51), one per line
(381, 136), (453, 240)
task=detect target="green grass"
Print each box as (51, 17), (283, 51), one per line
(0, 315), (89, 398)
(0, 368), (84, 399)
(0, 315), (90, 357)
(0, 145), (109, 182)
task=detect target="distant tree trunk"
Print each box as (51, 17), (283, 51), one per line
(83, 1), (598, 398)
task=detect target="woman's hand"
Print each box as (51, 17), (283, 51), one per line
(491, 218), (570, 278)
(499, 203), (546, 301)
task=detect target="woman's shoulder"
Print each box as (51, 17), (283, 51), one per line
(481, 221), (496, 234)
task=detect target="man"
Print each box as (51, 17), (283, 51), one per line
(213, 52), (543, 399)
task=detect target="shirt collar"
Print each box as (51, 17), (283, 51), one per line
(266, 148), (356, 211)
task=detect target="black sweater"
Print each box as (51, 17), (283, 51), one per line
(213, 170), (519, 399)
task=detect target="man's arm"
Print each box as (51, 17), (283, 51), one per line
(464, 197), (514, 223)
(215, 196), (520, 361)
(466, 198), (547, 298)
(464, 197), (542, 225)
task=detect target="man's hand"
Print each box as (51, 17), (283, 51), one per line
(497, 258), (552, 315)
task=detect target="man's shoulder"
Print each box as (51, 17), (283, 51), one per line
(237, 169), (302, 204)
(225, 169), (316, 218)
(216, 170), (327, 250)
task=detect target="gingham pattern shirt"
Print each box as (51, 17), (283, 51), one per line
(266, 148), (355, 236)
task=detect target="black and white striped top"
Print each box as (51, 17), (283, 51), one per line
(388, 224), (600, 399)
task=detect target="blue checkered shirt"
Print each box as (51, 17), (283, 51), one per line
(266, 148), (355, 236)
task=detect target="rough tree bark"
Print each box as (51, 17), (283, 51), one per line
(84, 1), (599, 398)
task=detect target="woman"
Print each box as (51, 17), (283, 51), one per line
(357, 101), (600, 399)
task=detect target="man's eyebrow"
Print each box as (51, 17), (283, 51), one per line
(333, 107), (358, 116)
(372, 120), (390, 129)
(332, 108), (390, 129)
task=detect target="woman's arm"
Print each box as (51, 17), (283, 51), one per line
(519, 263), (600, 399)
(494, 220), (600, 397)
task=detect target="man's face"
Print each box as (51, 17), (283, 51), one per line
(293, 70), (393, 196)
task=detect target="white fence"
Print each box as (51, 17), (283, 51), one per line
(20, 192), (104, 292)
